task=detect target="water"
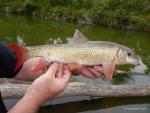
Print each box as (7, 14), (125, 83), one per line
(0, 13), (150, 113)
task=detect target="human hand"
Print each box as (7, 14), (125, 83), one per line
(14, 57), (50, 81)
(69, 64), (103, 79)
(8, 63), (70, 113)
(24, 63), (71, 106)
(79, 66), (103, 79)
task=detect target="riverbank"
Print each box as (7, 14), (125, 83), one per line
(0, 0), (150, 31)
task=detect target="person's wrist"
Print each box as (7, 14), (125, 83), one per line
(23, 92), (43, 108)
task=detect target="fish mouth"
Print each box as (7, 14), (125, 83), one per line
(127, 56), (140, 65)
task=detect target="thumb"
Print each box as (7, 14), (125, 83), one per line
(44, 63), (58, 78)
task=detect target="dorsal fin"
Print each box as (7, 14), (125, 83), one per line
(68, 29), (89, 44)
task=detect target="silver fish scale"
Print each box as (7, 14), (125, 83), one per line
(28, 44), (120, 65)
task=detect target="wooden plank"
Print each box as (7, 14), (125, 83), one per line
(0, 82), (150, 99)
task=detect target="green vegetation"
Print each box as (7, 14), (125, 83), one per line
(0, 0), (150, 30)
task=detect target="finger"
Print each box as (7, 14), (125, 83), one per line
(44, 63), (58, 78)
(88, 67), (102, 78)
(79, 67), (96, 79)
(56, 66), (62, 78)
(58, 63), (63, 77)
(94, 66), (103, 73)
(62, 65), (71, 83)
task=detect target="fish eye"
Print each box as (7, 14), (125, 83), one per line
(127, 52), (131, 56)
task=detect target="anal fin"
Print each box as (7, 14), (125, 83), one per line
(102, 64), (115, 81)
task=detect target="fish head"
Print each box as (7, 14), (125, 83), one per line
(125, 50), (140, 65)
(117, 47), (139, 65)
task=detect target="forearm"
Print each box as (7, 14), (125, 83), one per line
(8, 94), (42, 113)
(14, 71), (42, 81)
(14, 57), (47, 81)
(0, 43), (20, 78)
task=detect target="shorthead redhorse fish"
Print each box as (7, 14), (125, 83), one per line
(22, 29), (140, 81)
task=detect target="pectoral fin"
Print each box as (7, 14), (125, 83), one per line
(30, 58), (50, 73)
(102, 64), (115, 81)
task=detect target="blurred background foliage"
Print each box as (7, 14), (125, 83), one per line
(0, 0), (150, 30)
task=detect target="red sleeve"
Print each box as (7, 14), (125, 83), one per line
(8, 44), (23, 72)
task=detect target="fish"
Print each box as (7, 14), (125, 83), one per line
(20, 29), (139, 81)
(69, 29), (139, 66)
